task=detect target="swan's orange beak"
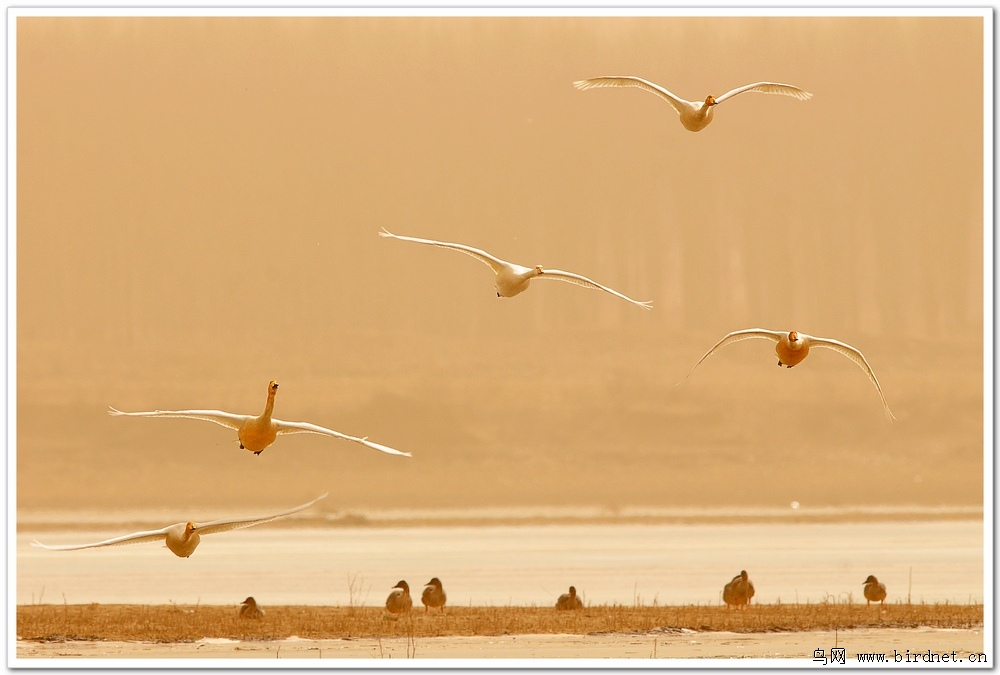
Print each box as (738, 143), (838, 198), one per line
(706, 95), (717, 106)
(269, 380), (279, 392)
(534, 265), (544, 274)
(185, 522), (197, 534)
(788, 331), (798, 341)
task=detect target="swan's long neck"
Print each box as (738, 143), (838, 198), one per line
(262, 390), (276, 420)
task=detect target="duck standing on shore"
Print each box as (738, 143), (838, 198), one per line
(386, 580), (413, 614)
(723, 570), (755, 610)
(421, 577), (447, 613)
(556, 586), (584, 610)
(863, 575), (887, 606)
(239, 597), (264, 619)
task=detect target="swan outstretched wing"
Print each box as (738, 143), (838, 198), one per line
(714, 82), (812, 104)
(108, 406), (249, 431)
(573, 76), (689, 115)
(805, 335), (896, 422)
(274, 419), (412, 457)
(537, 268), (652, 310)
(682, 329), (786, 382)
(31, 526), (171, 551)
(195, 492), (329, 536)
(379, 228), (508, 275)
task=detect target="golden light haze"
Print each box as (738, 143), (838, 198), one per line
(16, 16), (984, 512)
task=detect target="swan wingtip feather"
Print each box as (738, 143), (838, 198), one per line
(361, 437), (412, 457)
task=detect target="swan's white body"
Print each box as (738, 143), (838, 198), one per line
(109, 381), (410, 457)
(685, 329), (895, 421)
(379, 228), (652, 309)
(31, 493), (328, 558)
(573, 76), (812, 132)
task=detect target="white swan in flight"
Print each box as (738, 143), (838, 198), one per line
(573, 76), (812, 132)
(684, 329), (895, 421)
(379, 228), (652, 309)
(31, 492), (328, 558)
(109, 381), (411, 457)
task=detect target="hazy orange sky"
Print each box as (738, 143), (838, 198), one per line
(15, 14), (986, 512)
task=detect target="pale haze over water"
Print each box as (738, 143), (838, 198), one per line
(16, 16), (984, 527)
(18, 519), (983, 606)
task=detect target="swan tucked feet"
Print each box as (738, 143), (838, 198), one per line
(379, 228), (651, 309)
(684, 328), (895, 421)
(109, 380), (411, 457)
(574, 76), (811, 132)
(32, 493), (327, 558)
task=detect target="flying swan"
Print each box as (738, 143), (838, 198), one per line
(573, 76), (812, 132)
(684, 329), (895, 421)
(379, 228), (652, 309)
(109, 381), (411, 457)
(32, 492), (328, 558)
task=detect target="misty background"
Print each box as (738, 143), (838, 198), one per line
(16, 16), (984, 513)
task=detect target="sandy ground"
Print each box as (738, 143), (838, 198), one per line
(15, 627), (987, 662)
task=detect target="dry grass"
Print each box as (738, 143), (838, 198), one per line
(17, 602), (982, 643)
